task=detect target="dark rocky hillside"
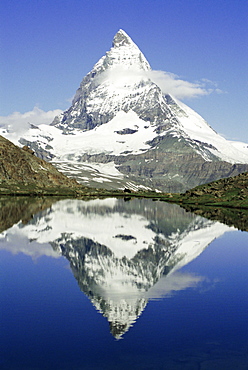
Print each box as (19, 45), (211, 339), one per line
(180, 171), (248, 207)
(169, 171), (248, 230)
(0, 135), (82, 194)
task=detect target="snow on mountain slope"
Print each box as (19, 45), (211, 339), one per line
(172, 98), (248, 164)
(3, 104), (248, 165)
(52, 110), (157, 157)
(229, 140), (248, 156)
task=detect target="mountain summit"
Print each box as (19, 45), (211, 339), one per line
(5, 30), (248, 192)
(51, 29), (152, 133)
(112, 29), (138, 48)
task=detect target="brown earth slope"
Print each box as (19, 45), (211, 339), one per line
(0, 135), (83, 195)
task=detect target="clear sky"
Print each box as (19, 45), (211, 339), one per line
(0, 0), (247, 142)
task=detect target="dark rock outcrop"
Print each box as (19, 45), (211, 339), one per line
(0, 135), (80, 191)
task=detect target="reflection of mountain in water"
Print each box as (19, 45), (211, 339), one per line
(0, 198), (232, 339)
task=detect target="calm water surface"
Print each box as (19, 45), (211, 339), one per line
(0, 198), (247, 369)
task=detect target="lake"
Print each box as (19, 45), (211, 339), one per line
(0, 197), (247, 369)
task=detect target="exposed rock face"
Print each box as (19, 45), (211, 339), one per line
(70, 135), (248, 192)
(0, 135), (79, 189)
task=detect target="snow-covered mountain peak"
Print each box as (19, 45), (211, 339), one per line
(50, 30), (152, 133)
(93, 29), (151, 74)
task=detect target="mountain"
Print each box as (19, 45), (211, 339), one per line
(3, 29), (248, 192)
(0, 198), (232, 339)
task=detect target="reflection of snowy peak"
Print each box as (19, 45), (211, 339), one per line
(93, 296), (147, 340)
(2, 30), (248, 192)
(1, 198), (232, 338)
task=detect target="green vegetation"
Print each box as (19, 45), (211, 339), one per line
(0, 181), (93, 197)
(0, 172), (247, 209)
(168, 171), (248, 209)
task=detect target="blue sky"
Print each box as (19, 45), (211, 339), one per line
(0, 0), (247, 142)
